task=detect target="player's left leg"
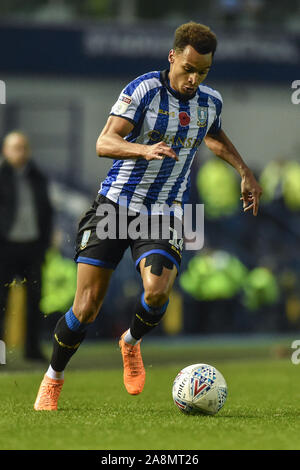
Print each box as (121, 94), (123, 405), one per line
(119, 210), (183, 395)
(131, 256), (177, 338)
(119, 253), (178, 395)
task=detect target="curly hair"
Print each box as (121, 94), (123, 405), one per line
(173, 22), (217, 56)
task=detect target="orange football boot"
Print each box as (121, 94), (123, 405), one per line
(34, 374), (64, 411)
(119, 332), (146, 395)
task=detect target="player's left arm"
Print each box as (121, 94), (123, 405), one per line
(204, 129), (262, 216)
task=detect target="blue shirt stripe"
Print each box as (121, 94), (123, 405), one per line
(166, 91), (209, 205)
(182, 174), (191, 205)
(99, 71), (223, 212)
(124, 71), (160, 97)
(100, 159), (124, 196)
(118, 86), (170, 205)
(102, 83), (162, 197)
(144, 99), (190, 206)
(125, 86), (162, 142)
(207, 94), (222, 134)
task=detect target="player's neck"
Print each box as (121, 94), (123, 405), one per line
(163, 70), (197, 101)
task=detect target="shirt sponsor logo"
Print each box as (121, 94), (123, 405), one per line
(147, 130), (202, 149)
(158, 108), (176, 117)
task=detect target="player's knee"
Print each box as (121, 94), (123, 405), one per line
(74, 289), (102, 323)
(144, 284), (169, 308)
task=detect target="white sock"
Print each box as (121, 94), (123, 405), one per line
(123, 329), (141, 346)
(46, 365), (64, 381)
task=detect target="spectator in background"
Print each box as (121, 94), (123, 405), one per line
(0, 131), (53, 361)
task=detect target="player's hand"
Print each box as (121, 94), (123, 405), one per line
(240, 170), (262, 216)
(143, 141), (178, 162)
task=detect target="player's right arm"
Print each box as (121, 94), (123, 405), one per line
(96, 115), (178, 162)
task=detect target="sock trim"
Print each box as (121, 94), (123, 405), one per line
(141, 292), (169, 314)
(65, 307), (82, 332)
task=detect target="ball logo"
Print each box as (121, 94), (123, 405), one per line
(173, 364), (227, 415)
(192, 378), (210, 399)
(179, 111), (190, 127)
(174, 399), (187, 410)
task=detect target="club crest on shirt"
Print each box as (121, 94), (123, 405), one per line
(197, 106), (208, 127)
(80, 230), (91, 250)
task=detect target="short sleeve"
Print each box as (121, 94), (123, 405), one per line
(207, 91), (223, 135)
(110, 90), (140, 125)
(110, 72), (161, 126)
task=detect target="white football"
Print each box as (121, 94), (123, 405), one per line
(172, 363), (227, 415)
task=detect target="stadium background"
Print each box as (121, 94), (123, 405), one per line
(1, 0), (300, 349)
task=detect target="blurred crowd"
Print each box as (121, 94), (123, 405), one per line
(0, 132), (52, 360)
(35, 156), (300, 340)
(179, 158), (300, 335)
(1, 138), (299, 346)
(1, 0), (299, 343)
(1, 0), (300, 32)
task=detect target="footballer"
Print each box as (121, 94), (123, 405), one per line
(34, 22), (262, 410)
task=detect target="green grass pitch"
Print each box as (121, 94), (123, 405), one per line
(0, 338), (299, 450)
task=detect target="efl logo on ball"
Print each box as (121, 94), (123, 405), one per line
(172, 363), (227, 415)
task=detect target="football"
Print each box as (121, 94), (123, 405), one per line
(172, 363), (227, 415)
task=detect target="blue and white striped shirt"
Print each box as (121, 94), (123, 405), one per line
(99, 70), (222, 215)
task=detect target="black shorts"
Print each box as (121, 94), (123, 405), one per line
(74, 194), (183, 274)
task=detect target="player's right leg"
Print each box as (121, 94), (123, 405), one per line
(34, 262), (113, 411)
(34, 194), (128, 410)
